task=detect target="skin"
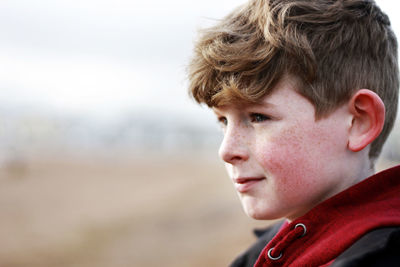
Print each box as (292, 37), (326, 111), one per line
(213, 76), (378, 221)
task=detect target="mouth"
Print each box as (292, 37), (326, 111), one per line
(233, 177), (265, 193)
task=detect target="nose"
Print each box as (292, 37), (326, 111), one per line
(218, 126), (249, 164)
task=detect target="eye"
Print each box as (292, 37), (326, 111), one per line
(217, 116), (228, 126)
(250, 113), (270, 123)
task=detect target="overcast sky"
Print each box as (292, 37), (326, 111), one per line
(0, 0), (399, 121)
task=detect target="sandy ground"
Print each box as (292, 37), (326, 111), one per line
(0, 151), (271, 267)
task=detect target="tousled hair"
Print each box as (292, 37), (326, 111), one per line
(188, 0), (399, 160)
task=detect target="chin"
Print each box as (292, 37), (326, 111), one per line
(243, 206), (283, 220)
(240, 197), (278, 220)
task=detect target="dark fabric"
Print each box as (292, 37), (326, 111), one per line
(230, 165), (400, 267)
(230, 222), (283, 267)
(331, 227), (400, 267)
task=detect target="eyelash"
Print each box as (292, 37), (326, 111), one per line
(217, 113), (270, 126)
(218, 117), (228, 126)
(250, 113), (270, 123)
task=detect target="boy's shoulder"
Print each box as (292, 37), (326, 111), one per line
(231, 223), (400, 267)
(331, 226), (400, 266)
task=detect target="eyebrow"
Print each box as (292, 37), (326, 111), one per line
(212, 101), (277, 114)
(212, 108), (225, 117)
(244, 101), (277, 110)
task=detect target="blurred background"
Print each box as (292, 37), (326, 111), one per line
(0, 1), (399, 266)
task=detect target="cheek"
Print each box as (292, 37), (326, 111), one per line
(259, 127), (308, 176)
(257, 125), (331, 194)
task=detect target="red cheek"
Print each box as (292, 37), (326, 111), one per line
(258, 127), (310, 187)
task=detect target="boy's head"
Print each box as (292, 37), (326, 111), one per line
(188, 0), (398, 161)
(188, 0), (399, 221)
(212, 74), (386, 220)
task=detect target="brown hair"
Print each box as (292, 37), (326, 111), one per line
(188, 0), (399, 160)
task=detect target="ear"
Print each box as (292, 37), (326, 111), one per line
(347, 89), (385, 152)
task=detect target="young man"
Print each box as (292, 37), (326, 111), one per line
(188, 0), (400, 266)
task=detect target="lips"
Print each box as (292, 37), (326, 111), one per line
(233, 177), (265, 193)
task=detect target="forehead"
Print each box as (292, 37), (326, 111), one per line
(213, 76), (307, 113)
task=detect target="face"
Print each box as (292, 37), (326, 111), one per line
(213, 76), (358, 221)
